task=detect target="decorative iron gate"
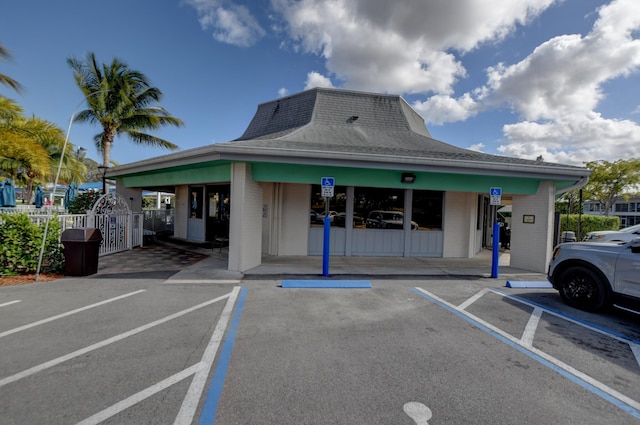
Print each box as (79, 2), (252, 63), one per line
(88, 193), (143, 256)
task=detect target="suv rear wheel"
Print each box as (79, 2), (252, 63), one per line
(558, 266), (610, 312)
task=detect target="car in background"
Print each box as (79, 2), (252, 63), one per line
(547, 237), (640, 312)
(365, 210), (418, 230)
(317, 210), (338, 223)
(333, 212), (365, 228)
(583, 223), (640, 243)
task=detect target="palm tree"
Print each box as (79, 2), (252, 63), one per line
(0, 97), (73, 202)
(0, 44), (23, 94)
(67, 52), (183, 167)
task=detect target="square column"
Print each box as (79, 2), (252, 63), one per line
(510, 181), (555, 273)
(229, 163), (263, 272)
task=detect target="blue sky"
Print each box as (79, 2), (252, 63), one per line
(1, 0), (639, 167)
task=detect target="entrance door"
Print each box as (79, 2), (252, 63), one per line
(187, 186), (205, 241)
(206, 185), (230, 242)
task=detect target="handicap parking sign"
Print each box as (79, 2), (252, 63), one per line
(321, 177), (335, 197)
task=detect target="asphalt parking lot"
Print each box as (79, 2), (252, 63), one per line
(1, 251), (639, 424)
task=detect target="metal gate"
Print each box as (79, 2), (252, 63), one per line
(88, 193), (143, 256)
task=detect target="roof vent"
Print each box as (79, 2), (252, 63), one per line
(347, 115), (359, 123)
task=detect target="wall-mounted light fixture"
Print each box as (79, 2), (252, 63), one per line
(401, 173), (416, 183)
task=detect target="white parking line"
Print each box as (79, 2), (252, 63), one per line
(0, 290), (146, 339)
(457, 288), (490, 311)
(0, 300), (21, 308)
(75, 362), (206, 425)
(0, 292), (232, 388)
(174, 286), (241, 425)
(521, 307), (543, 348)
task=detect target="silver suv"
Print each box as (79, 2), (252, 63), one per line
(547, 238), (640, 312)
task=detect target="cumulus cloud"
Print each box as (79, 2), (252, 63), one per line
(304, 71), (334, 90)
(271, 0), (553, 95)
(413, 93), (482, 125)
(488, 0), (640, 164)
(185, 0), (265, 47)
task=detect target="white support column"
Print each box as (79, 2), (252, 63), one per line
(115, 179), (142, 213)
(510, 181), (556, 273)
(229, 163), (263, 272)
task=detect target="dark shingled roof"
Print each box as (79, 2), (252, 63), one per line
(220, 87), (580, 170)
(110, 87), (589, 182)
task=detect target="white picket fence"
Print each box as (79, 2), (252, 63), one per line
(1, 205), (144, 257)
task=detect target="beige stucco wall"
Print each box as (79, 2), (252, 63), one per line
(443, 191), (478, 258)
(229, 163), (263, 272)
(510, 181), (555, 273)
(173, 185), (188, 240)
(279, 183), (310, 255)
(114, 182), (142, 213)
(261, 183), (310, 256)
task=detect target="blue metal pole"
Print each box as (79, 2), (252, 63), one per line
(322, 215), (331, 276)
(491, 221), (500, 278)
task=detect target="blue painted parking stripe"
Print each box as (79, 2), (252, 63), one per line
(198, 286), (248, 425)
(411, 287), (640, 420)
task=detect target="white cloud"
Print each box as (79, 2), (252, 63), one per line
(487, 0), (640, 164)
(468, 143), (486, 152)
(278, 87), (289, 97)
(185, 0), (265, 47)
(271, 0), (554, 95)
(304, 71), (334, 90)
(413, 93), (482, 125)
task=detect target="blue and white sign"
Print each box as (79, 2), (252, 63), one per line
(321, 177), (335, 197)
(490, 187), (502, 206)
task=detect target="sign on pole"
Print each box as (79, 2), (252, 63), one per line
(321, 177), (335, 198)
(490, 187), (502, 206)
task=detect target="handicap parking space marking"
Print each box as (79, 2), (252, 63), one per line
(0, 289), (147, 339)
(412, 287), (640, 420)
(0, 300), (21, 308)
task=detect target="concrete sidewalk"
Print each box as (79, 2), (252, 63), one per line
(94, 241), (545, 282)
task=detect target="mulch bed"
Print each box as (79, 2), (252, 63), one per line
(0, 273), (64, 286)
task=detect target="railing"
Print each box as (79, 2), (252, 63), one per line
(143, 209), (174, 233)
(1, 209), (146, 256)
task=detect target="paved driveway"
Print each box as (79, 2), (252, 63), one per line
(1, 251), (639, 424)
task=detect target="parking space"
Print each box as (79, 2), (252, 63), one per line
(0, 278), (240, 425)
(2, 271), (640, 424)
(211, 279), (640, 424)
(415, 284), (640, 416)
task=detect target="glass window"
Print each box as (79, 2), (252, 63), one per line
(310, 185), (347, 227)
(412, 190), (444, 230)
(615, 203), (628, 212)
(355, 187), (406, 229)
(189, 186), (203, 219)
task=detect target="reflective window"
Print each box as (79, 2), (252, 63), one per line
(310, 185), (347, 227)
(355, 187), (406, 229)
(412, 190), (444, 230)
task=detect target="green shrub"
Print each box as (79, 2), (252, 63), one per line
(68, 192), (102, 214)
(0, 213), (65, 276)
(559, 214), (620, 238)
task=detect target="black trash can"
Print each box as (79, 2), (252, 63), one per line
(61, 228), (103, 276)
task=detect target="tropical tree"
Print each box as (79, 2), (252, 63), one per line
(581, 158), (640, 216)
(0, 43), (23, 94)
(0, 97), (86, 202)
(67, 52), (183, 167)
